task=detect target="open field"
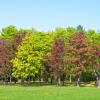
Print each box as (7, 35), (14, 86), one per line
(0, 85), (100, 100)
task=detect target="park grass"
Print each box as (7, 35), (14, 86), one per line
(0, 85), (100, 100)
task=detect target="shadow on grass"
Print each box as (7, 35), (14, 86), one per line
(0, 81), (96, 88)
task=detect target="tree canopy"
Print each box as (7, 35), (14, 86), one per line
(0, 25), (100, 87)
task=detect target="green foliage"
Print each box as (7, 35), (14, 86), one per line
(86, 29), (100, 44)
(0, 25), (100, 85)
(76, 25), (85, 32)
(81, 71), (96, 82)
(11, 32), (52, 79)
(1, 25), (18, 39)
(52, 26), (76, 41)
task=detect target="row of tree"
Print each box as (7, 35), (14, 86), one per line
(0, 25), (100, 87)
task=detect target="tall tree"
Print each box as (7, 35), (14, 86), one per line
(65, 32), (94, 87)
(11, 32), (51, 82)
(47, 38), (65, 85)
(86, 30), (100, 87)
(0, 39), (10, 84)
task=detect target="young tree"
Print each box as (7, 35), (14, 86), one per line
(47, 37), (65, 85)
(0, 39), (10, 84)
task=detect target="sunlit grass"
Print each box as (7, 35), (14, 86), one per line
(0, 85), (100, 100)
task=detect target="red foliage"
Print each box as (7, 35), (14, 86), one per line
(47, 38), (64, 77)
(0, 39), (9, 76)
(65, 32), (95, 75)
(13, 32), (26, 51)
(96, 51), (100, 57)
(0, 32), (27, 78)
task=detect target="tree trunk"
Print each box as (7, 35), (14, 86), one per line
(57, 76), (62, 86)
(58, 77), (61, 85)
(97, 75), (100, 88)
(97, 79), (100, 88)
(62, 74), (65, 86)
(69, 74), (72, 83)
(3, 75), (8, 85)
(39, 69), (42, 85)
(27, 77), (31, 84)
(93, 69), (100, 88)
(39, 77), (41, 85)
(21, 78), (24, 84)
(50, 77), (53, 85)
(44, 71), (48, 83)
(14, 80), (17, 84)
(76, 75), (80, 87)
(9, 76), (12, 83)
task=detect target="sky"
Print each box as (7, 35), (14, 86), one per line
(0, 0), (100, 31)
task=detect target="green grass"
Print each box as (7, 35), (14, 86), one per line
(0, 85), (100, 100)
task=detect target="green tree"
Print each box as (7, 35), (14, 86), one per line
(11, 32), (51, 82)
(76, 25), (85, 33)
(53, 26), (76, 41)
(86, 30), (100, 87)
(1, 25), (18, 39)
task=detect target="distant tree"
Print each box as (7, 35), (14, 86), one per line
(53, 27), (76, 41)
(1, 25), (18, 39)
(76, 25), (85, 33)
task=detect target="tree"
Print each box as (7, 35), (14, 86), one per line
(52, 27), (76, 41)
(1, 25), (18, 39)
(86, 30), (100, 87)
(76, 25), (85, 33)
(94, 49), (100, 88)
(0, 39), (10, 84)
(11, 32), (51, 82)
(47, 37), (65, 85)
(65, 32), (95, 87)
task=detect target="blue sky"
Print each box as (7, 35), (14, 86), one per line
(0, 0), (100, 31)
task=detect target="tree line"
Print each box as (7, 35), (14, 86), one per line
(0, 25), (100, 87)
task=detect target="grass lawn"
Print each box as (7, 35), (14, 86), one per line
(0, 85), (100, 100)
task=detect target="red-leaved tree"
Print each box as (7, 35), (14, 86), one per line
(0, 39), (10, 83)
(65, 32), (95, 87)
(47, 38), (65, 85)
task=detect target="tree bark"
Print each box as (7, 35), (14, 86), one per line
(97, 75), (100, 88)
(9, 76), (12, 83)
(70, 74), (72, 83)
(62, 74), (65, 86)
(58, 77), (61, 86)
(3, 75), (8, 85)
(76, 75), (80, 87)
(50, 77), (53, 85)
